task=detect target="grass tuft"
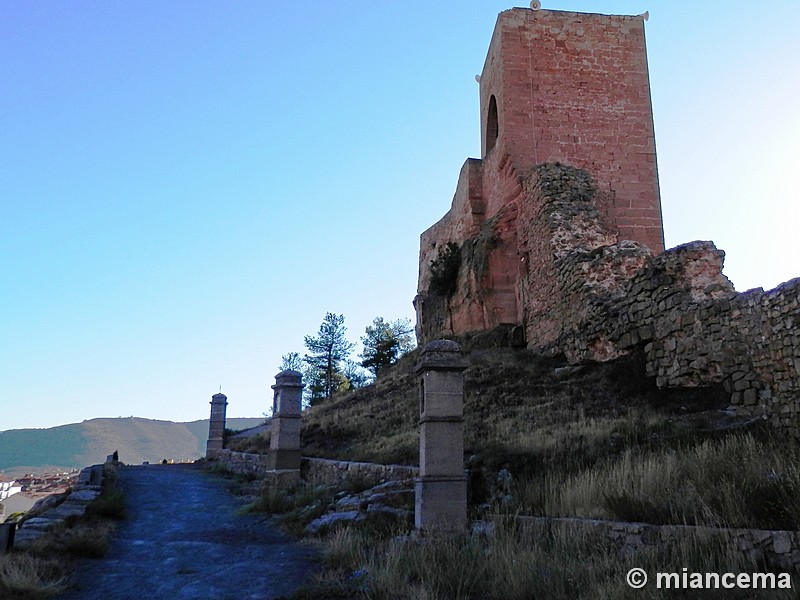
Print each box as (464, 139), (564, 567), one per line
(0, 553), (68, 599)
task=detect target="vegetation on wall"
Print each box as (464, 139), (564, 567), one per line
(462, 214), (500, 289)
(428, 242), (461, 297)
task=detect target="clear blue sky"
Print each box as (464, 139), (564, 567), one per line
(2, 1), (798, 431)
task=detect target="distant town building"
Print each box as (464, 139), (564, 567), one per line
(0, 481), (22, 500)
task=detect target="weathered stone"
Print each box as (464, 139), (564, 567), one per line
(305, 511), (365, 534)
(45, 502), (89, 520)
(366, 504), (411, 520)
(743, 388), (758, 405)
(416, 342), (467, 532)
(68, 489), (101, 503)
(772, 531), (793, 555)
(19, 517), (59, 531)
(365, 490), (414, 509)
(335, 496), (363, 511)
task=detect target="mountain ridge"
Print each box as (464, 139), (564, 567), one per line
(0, 416), (263, 478)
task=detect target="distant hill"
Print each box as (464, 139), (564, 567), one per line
(0, 416), (263, 478)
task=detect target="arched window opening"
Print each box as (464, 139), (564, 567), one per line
(486, 95), (499, 154)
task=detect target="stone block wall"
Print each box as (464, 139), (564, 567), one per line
(517, 516), (800, 572)
(212, 450), (417, 488)
(525, 165), (799, 430)
(301, 458), (417, 488)
(14, 464), (107, 548)
(212, 449), (273, 479)
(518, 164), (799, 432)
(478, 9), (662, 253)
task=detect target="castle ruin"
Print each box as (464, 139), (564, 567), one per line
(415, 7), (799, 432)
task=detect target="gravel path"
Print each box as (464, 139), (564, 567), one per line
(58, 463), (317, 600)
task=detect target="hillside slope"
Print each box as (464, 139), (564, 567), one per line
(0, 416), (262, 477)
(301, 342), (743, 478)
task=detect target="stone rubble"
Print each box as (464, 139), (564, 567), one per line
(304, 479), (415, 535)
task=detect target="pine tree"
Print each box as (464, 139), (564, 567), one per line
(303, 313), (355, 402)
(279, 352), (303, 372)
(360, 317), (416, 377)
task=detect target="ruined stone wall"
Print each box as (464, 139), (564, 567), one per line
(420, 161), (799, 432)
(416, 155), (523, 342)
(416, 5), (798, 434)
(516, 164), (799, 433)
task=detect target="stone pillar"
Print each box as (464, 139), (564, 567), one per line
(206, 392), (228, 456)
(415, 339), (468, 532)
(267, 370), (303, 471)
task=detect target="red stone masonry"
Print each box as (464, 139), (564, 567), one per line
(416, 7), (664, 341)
(481, 8), (663, 252)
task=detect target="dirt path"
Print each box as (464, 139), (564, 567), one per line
(58, 463), (317, 600)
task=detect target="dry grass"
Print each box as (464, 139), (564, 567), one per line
(245, 338), (800, 598)
(1, 465), (126, 597)
(517, 431), (800, 529)
(0, 553), (68, 599)
(302, 346), (729, 469)
(299, 345), (755, 515)
(292, 517), (797, 600)
(28, 520), (114, 560)
(225, 431), (271, 454)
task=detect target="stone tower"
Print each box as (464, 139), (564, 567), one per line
(478, 8), (663, 251)
(416, 7), (664, 344)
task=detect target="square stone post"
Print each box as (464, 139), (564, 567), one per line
(415, 340), (468, 532)
(206, 392), (228, 457)
(267, 370), (303, 471)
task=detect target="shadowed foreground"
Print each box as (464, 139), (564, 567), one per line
(58, 464), (317, 600)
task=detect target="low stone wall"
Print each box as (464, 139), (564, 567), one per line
(212, 450), (417, 488)
(302, 457), (418, 488)
(13, 464), (106, 548)
(517, 516), (800, 571)
(212, 449), (273, 479)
